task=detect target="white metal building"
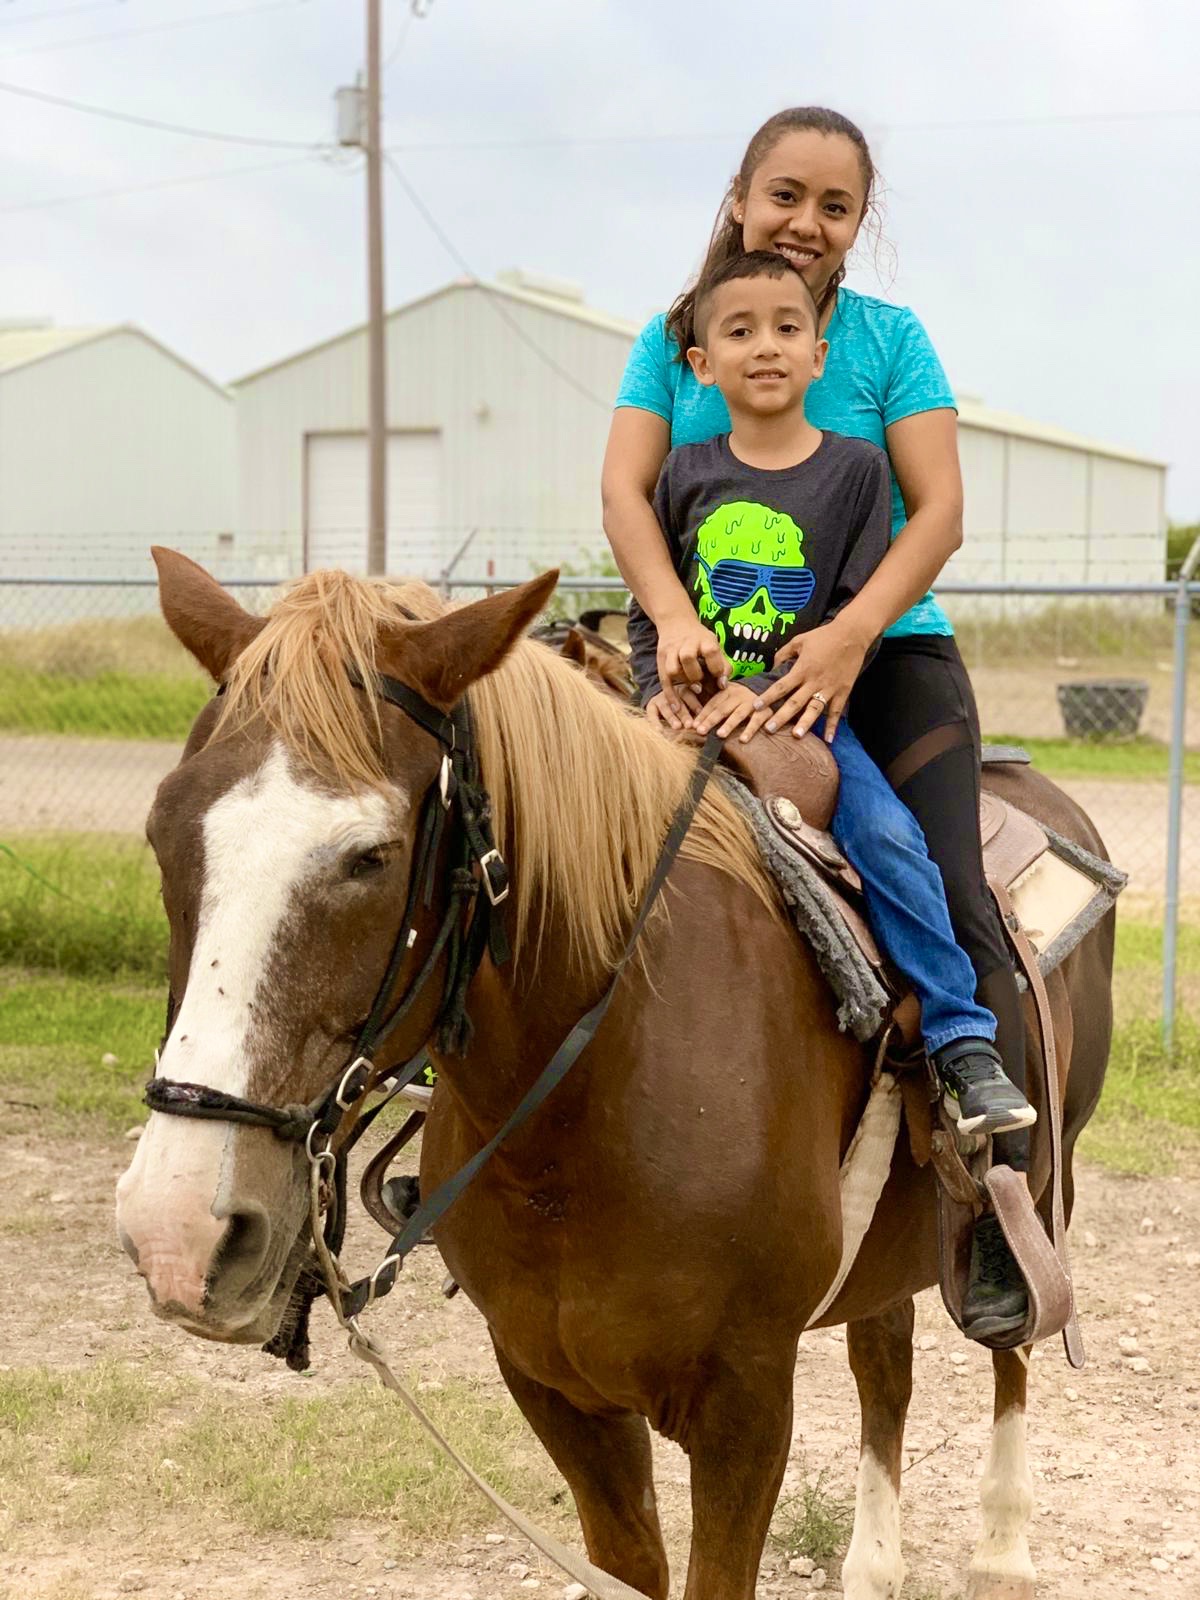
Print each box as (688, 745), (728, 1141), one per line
(0, 321), (236, 582)
(233, 274), (1167, 587)
(234, 271), (634, 582)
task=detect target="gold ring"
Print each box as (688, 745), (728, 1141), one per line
(810, 691), (828, 708)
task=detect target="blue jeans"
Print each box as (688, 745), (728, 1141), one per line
(824, 719), (996, 1055)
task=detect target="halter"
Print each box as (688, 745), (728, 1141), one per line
(143, 661), (721, 1365)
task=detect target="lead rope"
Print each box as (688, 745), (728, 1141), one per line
(306, 1161), (650, 1600)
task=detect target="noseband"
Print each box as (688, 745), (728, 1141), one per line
(144, 660), (721, 1360)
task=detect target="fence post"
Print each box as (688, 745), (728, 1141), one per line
(1163, 536), (1200, 1049)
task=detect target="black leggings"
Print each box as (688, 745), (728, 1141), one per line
(848, 633), (1028, 1170)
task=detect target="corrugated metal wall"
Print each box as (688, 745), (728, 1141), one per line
(235, 285), (1166, 589)
(235, 285), (631, 579)
(0, 331), (235, 580)
(947, 424), (1163, 587)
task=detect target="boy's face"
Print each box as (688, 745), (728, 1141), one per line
(687, 274), (827, 418)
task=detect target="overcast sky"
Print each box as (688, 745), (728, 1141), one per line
(2, 0), (1197, 518)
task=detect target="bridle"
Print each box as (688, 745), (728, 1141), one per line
(143, 663), (721, 1361)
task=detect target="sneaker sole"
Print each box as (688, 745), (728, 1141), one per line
(962, 1309), (1030, 1348)
(944, 1094), (1038, 1137)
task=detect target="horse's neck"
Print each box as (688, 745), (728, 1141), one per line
(439, 905), (604, 1134)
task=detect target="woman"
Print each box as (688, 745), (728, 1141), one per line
(601, 106), (1030, 1347)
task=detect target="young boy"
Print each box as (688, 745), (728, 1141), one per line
(626, 251), (1033, 1343)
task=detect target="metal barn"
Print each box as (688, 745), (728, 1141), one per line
(0, 321), (235, 582)
(232, 274), (1167, 587)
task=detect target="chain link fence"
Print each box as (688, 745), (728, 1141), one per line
(1, 558), (1195, 1030)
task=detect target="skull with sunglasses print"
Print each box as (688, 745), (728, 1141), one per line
(689, 501), (816, 679)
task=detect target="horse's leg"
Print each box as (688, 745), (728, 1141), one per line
(491, 1340), (670, 1600)
(841, 1299), (914, 1600)
(681, 1347), (796, 1600)
(966, 1346), (1036, 1600)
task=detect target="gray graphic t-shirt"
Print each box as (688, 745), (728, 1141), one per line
(629, 431), (891, 702)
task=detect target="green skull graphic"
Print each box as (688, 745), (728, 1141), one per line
(689, 501), (815, 678)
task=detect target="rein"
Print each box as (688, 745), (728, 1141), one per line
(145, 665), (721, 1348)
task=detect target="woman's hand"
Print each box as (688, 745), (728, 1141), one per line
(753, 616), (871, 742)
(655, 614), (729, 719)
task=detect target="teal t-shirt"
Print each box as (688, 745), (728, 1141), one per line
(614, 287), (957, 638)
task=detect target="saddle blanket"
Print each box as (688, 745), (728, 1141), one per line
(718, 753), (1127, 1043)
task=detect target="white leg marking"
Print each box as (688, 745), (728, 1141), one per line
(841, 1449), (904, 1600)
(967, 1407), (1036, 1597)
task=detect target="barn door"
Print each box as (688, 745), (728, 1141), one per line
(305, 431), (443, 576)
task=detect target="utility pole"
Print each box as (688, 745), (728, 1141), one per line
(364, 0), (387, 574)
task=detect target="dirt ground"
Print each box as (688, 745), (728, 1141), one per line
(2, 1130), (1198, 1600)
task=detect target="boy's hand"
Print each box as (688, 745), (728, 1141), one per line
(644, 686), (703, 732)
(692, 682), (775, 742)
(655, 614), (729, 719)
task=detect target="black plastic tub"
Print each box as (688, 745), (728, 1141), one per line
(1056, 679), (1149, 740)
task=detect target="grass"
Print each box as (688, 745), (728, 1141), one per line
(983, 732), (1200, 784)
(0, 969), (161, 1133)
(0, 614), (209, 740)
(769, 1467), (854, 1564)
(0, 1361), (567, 1551)
(0, 833), (166, 979)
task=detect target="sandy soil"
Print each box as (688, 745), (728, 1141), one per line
(1, 1129), (1198, 1600)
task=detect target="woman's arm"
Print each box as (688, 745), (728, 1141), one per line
(601, 408), (729, 707)
(755, 408), (963, 740)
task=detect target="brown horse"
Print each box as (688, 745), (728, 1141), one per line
(116, 551), (1115, 1600)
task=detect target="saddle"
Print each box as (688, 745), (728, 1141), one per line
(719, 729), (1125, 1364)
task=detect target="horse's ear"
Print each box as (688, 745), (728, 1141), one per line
(152, 546), (266, 682)
(378, 570), (559, 709)
(559, 627), (588, 668)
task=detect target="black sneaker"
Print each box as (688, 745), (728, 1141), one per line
(933, 1038), (1037, 1136)
(962, 1213), (1029, 1347)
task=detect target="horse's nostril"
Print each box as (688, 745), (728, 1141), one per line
(210, 1207), (271, 1298)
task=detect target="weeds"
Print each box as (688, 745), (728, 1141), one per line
(0, 1362), (566, 1550)
(769, 1467), (854, 1564)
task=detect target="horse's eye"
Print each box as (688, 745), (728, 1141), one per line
(349, 849), (386, 879)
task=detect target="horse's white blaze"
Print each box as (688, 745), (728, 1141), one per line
(116, 743), (398, 1312)
(967, 1407), (1035, 1596)
(841, 1449), (904, 1600)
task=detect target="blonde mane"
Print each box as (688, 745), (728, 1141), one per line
(216, 570), (779, 976)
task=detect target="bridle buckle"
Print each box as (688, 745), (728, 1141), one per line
(477, 848), (509, 906)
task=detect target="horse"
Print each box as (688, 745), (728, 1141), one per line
(116, 550), (1115, 1600)
(532, 616), (636, 703)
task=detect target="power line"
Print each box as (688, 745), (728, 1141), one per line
(0, 0), (313, 60)
(382, 106), (1200, 154)
(0, 77), (326, 148)
(0, 151), (315, 214)
(0, 1), (129, 28)
(383, 152), (611, 413)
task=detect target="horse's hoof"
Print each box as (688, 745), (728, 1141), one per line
(966, 1576), (1035, 1600)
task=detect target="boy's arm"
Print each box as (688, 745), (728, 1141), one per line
(626, 464), (678, 704)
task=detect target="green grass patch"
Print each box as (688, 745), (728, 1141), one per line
(985, 733), (1200, 783)
(0, 833), (166, 979)
(0, 1360), (566, 1550)
(0, 614), (209, 739)
(0, 664), (209, 739)
(0, 969), (161, 1132)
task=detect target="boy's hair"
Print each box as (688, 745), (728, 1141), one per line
(691, 250), (822, 349)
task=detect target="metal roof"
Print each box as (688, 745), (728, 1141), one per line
(232, 276), (641, 387)
(229, 276), (1166, 470)
(0, 324), (111, 373)
(0, 323), (231, 397)
(956, 396), (1165, 470)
